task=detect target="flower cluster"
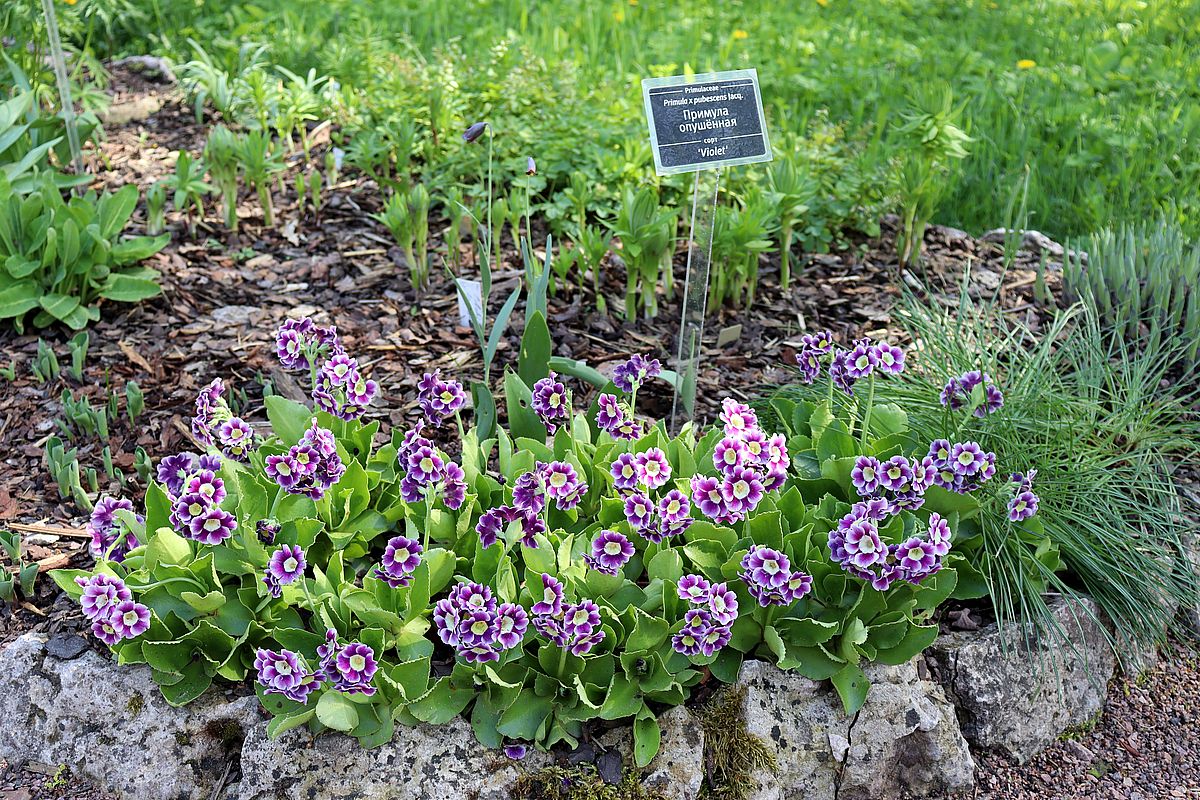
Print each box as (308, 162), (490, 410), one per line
(794, 332), (905, 395)
(531, 372), (570, 434)
(265, 420), (346, 500)
(850, 453), (935, 511)
(476, 461), (587, 549)
(612, 354), (661, 394)
(396, 422), (467, 509)
(689, 400), (788, 526)
(608, 448), (692, 543)
(829, 504), (951, 591)
(313, 352), (379, 421)
(254, 629), (378, 703)
(417, 370), (466, 427)
(75, 574), (150, 645)
(191, 378), (259, 463)
(672, 575), (737, 657)
(940, 370), (1004, 417)
(739, 546), (813, 606)
(263, 544), (306, 598)
(373, 535), (423, 588)
(925, 438), (996, 494)
(161, 457), (237, 546)
(584, 530), (634, 576)
(595, 393), (642, 440)
(1007, 470), (1040, 522)
(530, 574), (605, 656)
(275, 317), (340, 371)
(87, 496), (142, 562)
(433, 581), (528, 663)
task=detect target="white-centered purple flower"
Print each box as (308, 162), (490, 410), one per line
(610, 453), (639, 492)
(829, 349), (857, 396)
(109, 600), (151, 639)
(713, 437), (748, 475)
(845, 341), (878, 380)
(157, 452), (200, 498)
(476, 507), (511, 549)
(706, 582), (739, 625)
(217, 417), (257, 463)
(719, 399), (758, 440)
(188, 507), (237, 545)
(531, 373), (570, 434)
(678, 574), (711, 603)
(375, 536), (422, 588)
(512, 470), (547, 516)
(418, 370), (466, 427)
(720, 468), (764, 514)
(872, 342), (906, 375)
(585, 530), (634, 575)
(634, 448), (672, 490)
(532, 573), (564, 617)
(541, 461), (584, 506)
(878, 455), (914, 492)
(75, 574), (132, 622)
(740, 546), (791, 591)
(950, 442), (986, 476)
(1008, 489), (1039, 522)
(87, 496), (141, 562)
(434, 581), (525, 663)
(941, 370), (1004, 417)
(690, 475), (727, 520)
(318, 630), (377, 695)
(623, 493), (655, 532)
(268, 544), (306, 585)
(255, 647), (319, 704)
(658, 490), (691, 525)
(851, 456), (882, 496)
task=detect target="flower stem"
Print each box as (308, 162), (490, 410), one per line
(126, 575), (207, 593)
(860, 373), (877, 444)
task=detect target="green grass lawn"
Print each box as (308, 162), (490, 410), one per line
(76, 0), (1200, 240)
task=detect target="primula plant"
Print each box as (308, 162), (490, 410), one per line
(54, 320), (1031, 763)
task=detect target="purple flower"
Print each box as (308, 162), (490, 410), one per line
(463, 121), (488, 143)
(109, 600), (151, 639)
(851, 456), (882, 496)
(519, 514), (546, 548)
(634, 448), (671, 490)
(795, 347), (822, 384)
(532, 373), (570, 433)
(829, 349), (857, 396)
(741, 546), (792, 590)
(720, 468), (764, 514)
(255, 519), (280, 545)
(878, 456), (914, 492)
(897, 537), (937, 573)
(459, 609), (500, 649)
(842, 519), (886, 569)
(442, 462), (468, 510)
(586, 530), (634, 575)
(713, 437), (748, 475)
(504, 744), (528, 760)
(677, 574), (711, 603)
(610, 453), (639, 492)
(623, 493), (655, 531)
(512, 470), (547, 516)
(87, 496), (141, 562)
(950, 442), (986, 476)
(477, 508), (511, 549)
(940, 370), (1004, 417)
(613, 354), (661, 394)
(719, 398), (759, 439)
(376, 536), (422, 588)
(75, 574), (131, 621)
(192, 378), (224, 447)
(928, 513), (952, 556)
(218, 417), (256, 462)
(562, 599), (601, 638)
(185, 470), (226, 504)
(495, 603), (529, 649)
(335, 643), (378, 685)
(314, 353), (378, 421)
(156, 453), (198, 498)
(1008, 490), (1039, 522)
(871, 342), (905, 375)
(265, 454), (301, 490)
(408, 446), (446, 484)
(170, 492), (212, 531)
(418, 370), (466, 426)
(690, 475), (726, 520)
(541, 461), (584, 506)
(91, 619), (122, 646)
(802, 330), (835, 352)
(706, 582), (739, 624)
(532, 574), (564, 616)
(658, 490), (691, 525)
(596, 393), (626, 433)
(188, 507), (237, 545)
(434, 581), (524, 662)
(845, 341), (878, 379)
(268, 544), (306, 585)
(255, 648), (318, 703)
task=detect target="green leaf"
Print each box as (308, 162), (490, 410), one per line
(633, 707), (661, 768)
(37, 293), (80, 322)
(145, 527), (193, 571)
(158, 660), (212, 706)
(0, 280), (39, 319)
(831, 662), (870, 715)
(265, 395), (314, 444)
(517, 309), (552, 388)
(504, 370), (545, 441)
(646, 548), (683, 582)
(874, 624), (940, 666)
(180, 590), (226, 613)
(497, 690), (553, 740)
(99, 272), (162, 302)
(471, 381), (497, 441)
(315, 691), (360, 732)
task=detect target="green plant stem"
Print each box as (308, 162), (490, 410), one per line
(126, 575), (208, 593)
(860, 373), (876, 444)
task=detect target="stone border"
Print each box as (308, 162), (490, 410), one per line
(0, 595), (1124, 800)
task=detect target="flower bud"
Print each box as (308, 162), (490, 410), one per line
(525, 156), (537, 176)
(462, 121), (488, 143)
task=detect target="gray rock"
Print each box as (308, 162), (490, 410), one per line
(0, 633), (258, 800)
(927, 595), (1115, 763)
(596, 705), (704, 800)
(236, 715), (549, 800)
(838, 663), (975, 800)
(735, 659), (972, 800)
(43, 633), (88, 660)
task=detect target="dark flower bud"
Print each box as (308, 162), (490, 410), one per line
(256, 519), (281, 545)
(462, 122), (488, 143)
(525, 156), (537, 176)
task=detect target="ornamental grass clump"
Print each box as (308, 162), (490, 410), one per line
(54, 320), (1030, 759)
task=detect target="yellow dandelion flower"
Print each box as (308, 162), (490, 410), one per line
(1016, 59), (1036, 70)
(816, 0), (829, 7)
(732, 29), (749, 40)
(64, 0), (77, 5)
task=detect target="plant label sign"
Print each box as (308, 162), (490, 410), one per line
(641, 68), (772, 175)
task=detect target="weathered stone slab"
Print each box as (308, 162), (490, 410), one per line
(596, 705), (704, 800)
(0, 633), (257, 800)
(927, 595), (1115, 763)
(736, 659), (974, 800)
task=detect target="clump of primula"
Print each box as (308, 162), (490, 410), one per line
(672, 575), (738, 657)
(192, 378), (260, 463)
(396, 421), (468, 509)
(434, 581), (529, 663)
(687, 399), (787, 526)
(794, 332), (905, 396)
(87, 497), (142, 562)
(531, 576), (605, 657)
(264, 420), (346, 501)
(74, 573), (150, 645)
(417, 370), (466, 427)
(940, 370), (1004, 417)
